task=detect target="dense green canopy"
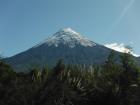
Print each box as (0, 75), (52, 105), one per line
(0, 52), (140, 105)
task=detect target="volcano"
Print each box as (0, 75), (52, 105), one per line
(5, 28), (122, 72)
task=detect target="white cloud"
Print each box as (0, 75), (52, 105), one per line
(104, 43), (139, 57)
(109, 0), (135, 34)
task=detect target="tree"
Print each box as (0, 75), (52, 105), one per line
(41, 65), (49, 82)
(94, 51), (123, 105)
(119, 46), (140, 105)
(120, 47), (139, 83)
(30, 68), (41, 82)
(53, 59), (65, 78)
(105, 50), (116, 69)
(0, 61), (16, 84)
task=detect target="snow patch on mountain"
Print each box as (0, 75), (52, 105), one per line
(34, 28), (96, 48)
(104, 43), (139, 57)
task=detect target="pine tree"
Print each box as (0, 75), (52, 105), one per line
(119, 46), (140, 105)
(53, 59), (65, 78)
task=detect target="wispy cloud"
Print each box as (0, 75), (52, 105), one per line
(109, 0), (135, 33)
(104, 43), (139, 57)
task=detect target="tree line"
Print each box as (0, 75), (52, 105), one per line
(0, 51), (140, 105)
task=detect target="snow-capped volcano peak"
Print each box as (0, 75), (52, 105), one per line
(59, 27), (79, 35)
(35, 28), (96, 48)
(52, 27), (82, 39)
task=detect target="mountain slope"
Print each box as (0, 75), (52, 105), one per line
(4, 28), (122, 72)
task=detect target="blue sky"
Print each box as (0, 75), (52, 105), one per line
(0, 0), (140, 57)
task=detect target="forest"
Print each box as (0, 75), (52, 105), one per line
(0, 51), (140, 105)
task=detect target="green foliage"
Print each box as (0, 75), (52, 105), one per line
(30, 68), (41, 82)
(41, 65), (49, 82)
(53, 59), (65, 78)
(0, 53), (140, 105)
(0, 61), (16, 84)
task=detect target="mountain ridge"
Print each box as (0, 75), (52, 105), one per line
(4, 28), (138, 72)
